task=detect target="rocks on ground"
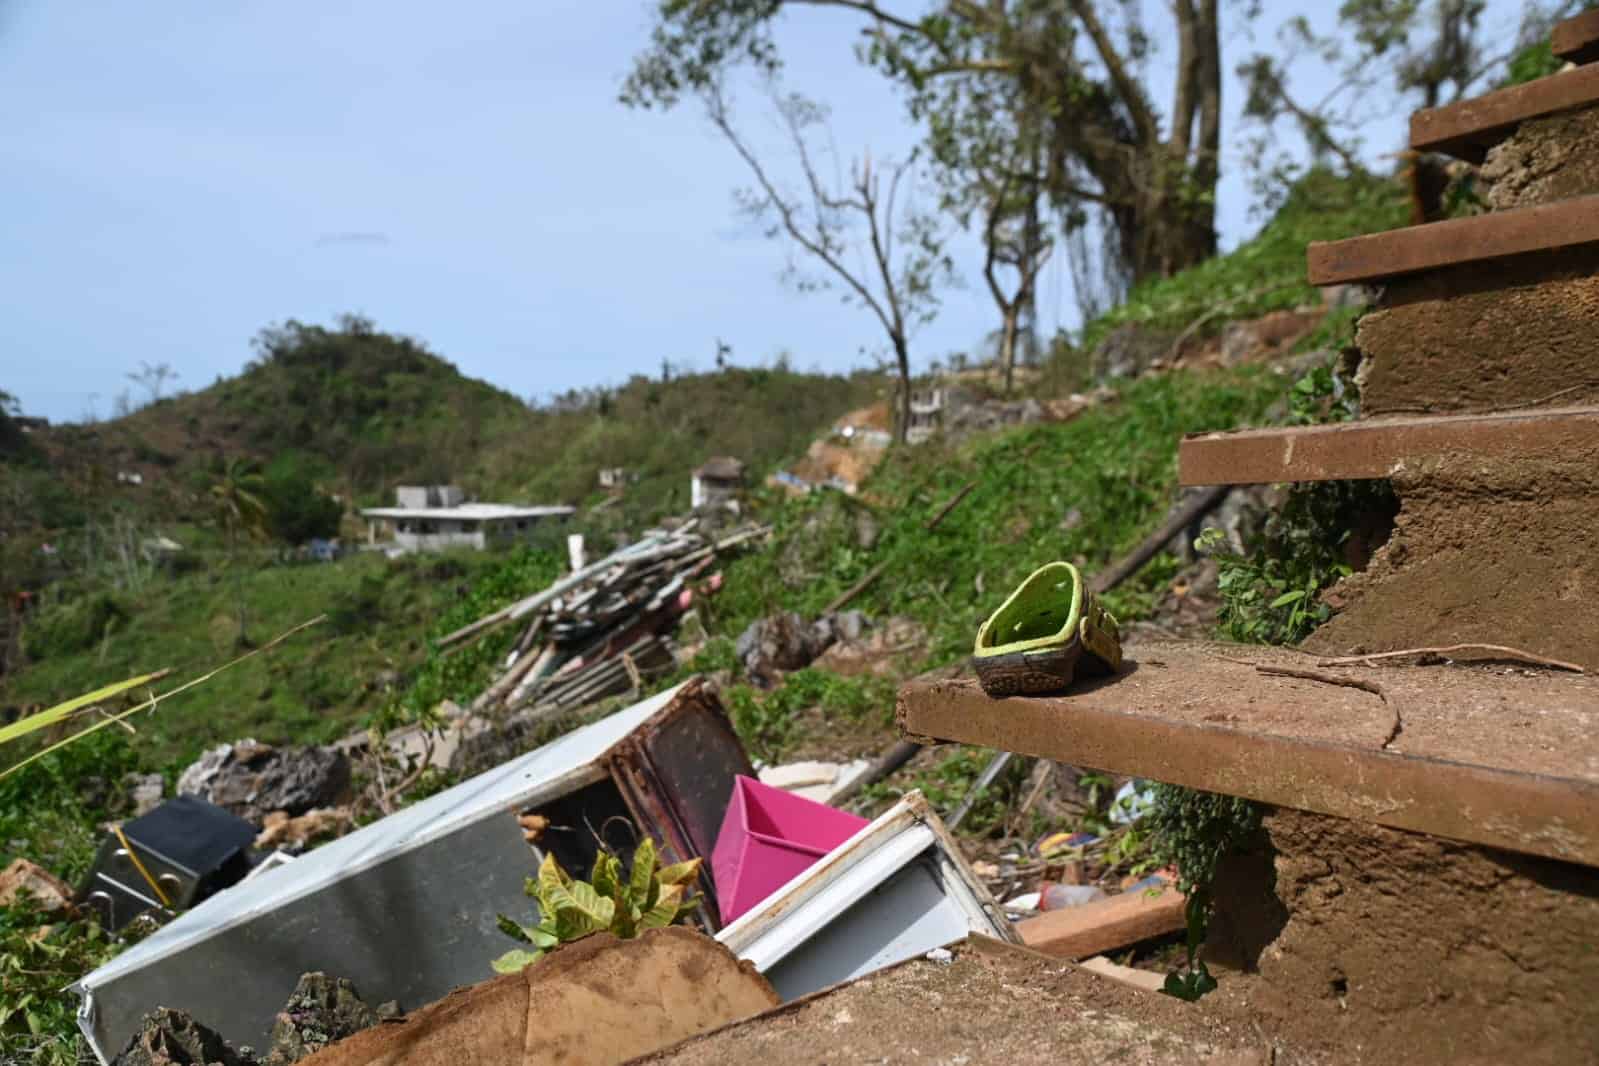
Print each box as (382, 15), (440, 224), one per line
(264, 973), (391, 1066)
(1090, 323), (1176, 382)
(178, 740), (351, 825)
(812, 616), (929, 679)
(0, 856), (75, 914)
(112, 1006), (259, 1066)
(126, 772), (167, 817)
(735, 610), (871, 687)
(255, 809), (353, 853)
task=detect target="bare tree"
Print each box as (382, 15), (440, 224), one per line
(706, 81), (955, 443)
(127, 360), (179, 407)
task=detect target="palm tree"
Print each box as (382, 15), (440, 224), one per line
(209, 458), (270, 647)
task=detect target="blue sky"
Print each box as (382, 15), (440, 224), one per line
(0, 1), (1525, 421)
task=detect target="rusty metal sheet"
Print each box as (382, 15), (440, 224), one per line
(896, 641), (1599, 869)
(604, 685), (754, 932)
(1409, 62), (1599, 161)
(1306, 195), (1599, 285)
(1553, 9), (1599, 65)
(1178, 405), (1599, 486)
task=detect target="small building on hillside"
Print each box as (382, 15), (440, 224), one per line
(598, 467), (632, 492)
(691, 457), (746, 509)
(361, 486), (573, 553)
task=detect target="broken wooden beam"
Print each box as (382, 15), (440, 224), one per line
(1410, 61), (1599, 161)
(1178, 405), (1599, 486)
(1016, 880), (1186, 959)
(896, 639), (1599, 868)
(1552, 8), (1599, 65)
(1306, 195), (1599, 285)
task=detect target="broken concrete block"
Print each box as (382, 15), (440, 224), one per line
(264, 973), (379, 1065)
(112, 1007), (258, 1066)
(178, 741), (351, 824)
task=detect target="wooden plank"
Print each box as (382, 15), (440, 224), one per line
(1553, 9), (1599, 65)
(1410, 61), (1599, 161)
(1017, 882), (1187, 959)
(896, 640), (1599, 869)
(1177, 405), (1599, 486)
(1078, 955), (1169, 993)
(1306, 195), (1599, 285)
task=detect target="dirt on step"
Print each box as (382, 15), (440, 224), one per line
(1304, 444), (1599, 672)
(1479, 102), (1599, 210)
(1354, 243), (1599, 416)
(1208, 807), (1599, 1066)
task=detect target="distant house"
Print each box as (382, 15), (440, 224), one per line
(691, 457), (746, 509)
(361, 485), (573, 553)
(598, 467), (631, 492)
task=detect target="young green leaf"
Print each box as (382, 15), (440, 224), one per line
(492, 948), (545, 974)
(629, 837), (658, 902)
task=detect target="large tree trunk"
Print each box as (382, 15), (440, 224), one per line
(1080, 0), (1222, 286)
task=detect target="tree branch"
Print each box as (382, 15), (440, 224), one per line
(707, 84), (897, 338)
(790, 0), (929, 37)
(1065, 0), (1158, 144)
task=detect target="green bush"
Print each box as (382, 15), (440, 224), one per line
(261, 451), (343, 545)
(23, 594), (128, 661)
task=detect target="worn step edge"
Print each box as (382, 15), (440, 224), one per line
(1553, 8), (1599, 65)
(1306, 194), (1599, 286)
(1410, 61), (1599, 161)
(897, 664), (1599, 870)
(1178, 405), (1599, 487)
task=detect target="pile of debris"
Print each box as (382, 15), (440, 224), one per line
(441, 520), (769, 722)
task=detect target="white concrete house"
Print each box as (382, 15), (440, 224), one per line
(362, 486), (573, 553)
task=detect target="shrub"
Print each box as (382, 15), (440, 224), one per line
(492, 839), (702, 973)
(22, 594), (128, 661)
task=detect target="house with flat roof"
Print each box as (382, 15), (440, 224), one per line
(361, 486), (573, 553)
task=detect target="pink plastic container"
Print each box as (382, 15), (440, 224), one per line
(711, 775), (870, 924)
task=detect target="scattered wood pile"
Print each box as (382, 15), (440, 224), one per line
(442, 521), (770, 724)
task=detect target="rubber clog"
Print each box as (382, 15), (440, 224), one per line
(972, 561), (1121, 698)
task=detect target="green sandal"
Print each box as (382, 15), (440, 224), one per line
(972, 562), (1122, 698)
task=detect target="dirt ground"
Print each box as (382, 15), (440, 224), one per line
(1205, 808), (1599, 1065)
(1304, 444), (1599, 672)
(632, 937), (1283, 1066)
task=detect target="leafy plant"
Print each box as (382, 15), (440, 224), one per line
(492, 838), (702, 973)
(0, 900), (124, 1066)
(1161, 895), (1219, 1002)
(1148, 784), (1261, 1003)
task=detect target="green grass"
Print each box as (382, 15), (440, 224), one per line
(1078, 169), (1410, 355)
(1, 548), (515, 765)
(704, 367), (1283, 668)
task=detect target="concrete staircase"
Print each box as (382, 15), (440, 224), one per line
(897, 10), (1599, 1061)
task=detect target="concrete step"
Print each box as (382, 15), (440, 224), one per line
(1177, 405), (1599, 486)
(1306, 194), (1599, 285)
(1411, 62), (1599, 161)
(1553, 8), (1599, 65)
(896, 639), (1599, 868)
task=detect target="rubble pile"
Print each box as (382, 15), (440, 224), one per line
(442, 519), (770, 723)
(177, 741), (351, 826)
